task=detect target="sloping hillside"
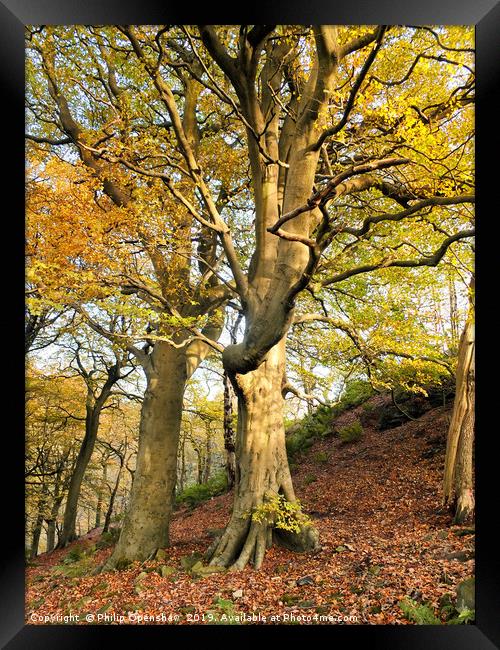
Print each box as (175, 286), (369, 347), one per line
(26, 395), (475, 625)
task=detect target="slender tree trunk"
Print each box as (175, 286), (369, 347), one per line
(178, 434), (186, 492)
(58, 364), (119, 547)
(46, 515), (60, 552)
(45, 519), (57, 553)
(47, 458), (74, 551)
(443, 293), (475, 523)
(45, 463), (65, 553)
(57, 411), (100, 546)
(95, 462), (108, 529)
(103, 342), (187, 569)
(206, 339), (319, 570)
(223, 371), (236, 488)
(46, 494), (64, 553)
(103, 460), (123, 533)
(448, 274), (459, 350)
(30, 482), (48, 559)
(203, 427), (212, 484)
(196, 449), (204, 485)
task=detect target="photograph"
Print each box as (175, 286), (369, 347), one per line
(4, 4), (497, 645)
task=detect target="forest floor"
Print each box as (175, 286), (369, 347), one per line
(26, 395), (475, 625)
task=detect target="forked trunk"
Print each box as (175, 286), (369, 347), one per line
(206, 340), (319, 570)
(45, 464), (65, 552)
(452, 315), (475, 524)
(45, 520), (57, 554)
(45, 494), (64, 553)
(103, 343), (186, 569)
(103, 460), (123, 533)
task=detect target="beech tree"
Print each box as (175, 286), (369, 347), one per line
(194, 25), (473, 568)
(443, 278), (475, 523)
(26, 25), (474, 570)
(26, 26), (237, 565)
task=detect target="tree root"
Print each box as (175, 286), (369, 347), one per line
(454, 489), (475, 524)
(207, 518), (320, 571)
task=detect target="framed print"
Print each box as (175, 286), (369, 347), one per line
(4, 0), (499, 646)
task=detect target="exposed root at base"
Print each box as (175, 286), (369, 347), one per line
(206, 520), (320, 571)
(454, 489), (475, 524)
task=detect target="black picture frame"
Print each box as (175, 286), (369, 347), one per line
(4, 1), (499, 646)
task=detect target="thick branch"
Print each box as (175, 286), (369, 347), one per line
(268, 157), (410, 234)
(282, 381), (329, 407)
(339, 195), (475, 237)
(26, 133), (72, 146)
(197, 25), (241, 90)
(312, 26), (387, 151)
(340, 27), (384, 58)
(323, 229), (475, 286)
(122, 26), (249, 302)
(72, 305), (149, 367)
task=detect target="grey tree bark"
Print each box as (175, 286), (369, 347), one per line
(443, 285), (475, 523)
(196, 26), (344, 567)
(31, 39), (228, 566)
(103, 342), (186, 567)
(207, 340), (319, 570)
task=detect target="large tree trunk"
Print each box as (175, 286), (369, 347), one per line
(45, 461), (65, 553)
(453, 401), (474, 524)
(443, 293), (475, 523)
(103, 342), (186, 569)
(206, 340), (319, 570)
(196, 449), (203, 485)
